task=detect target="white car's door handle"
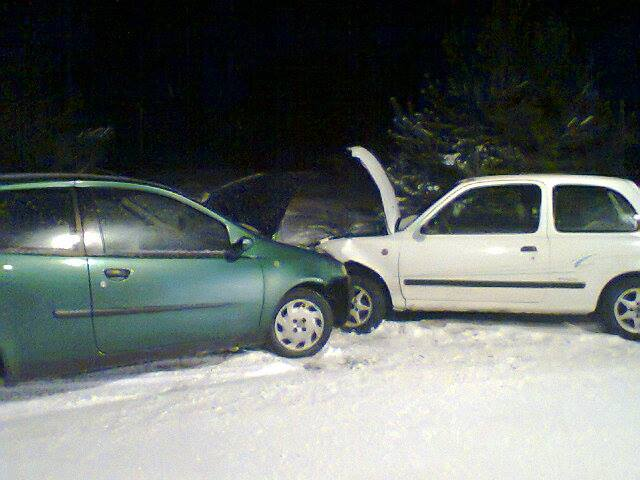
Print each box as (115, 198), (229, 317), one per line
(520, 246), (537, 252)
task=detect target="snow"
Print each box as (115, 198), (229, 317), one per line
(2, 316), (640, 479)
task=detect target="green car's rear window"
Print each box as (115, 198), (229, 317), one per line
(0, 188), (80, 254)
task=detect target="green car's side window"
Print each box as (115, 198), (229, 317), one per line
(0, 188), (82, 255)
(83, 188), (230, 257)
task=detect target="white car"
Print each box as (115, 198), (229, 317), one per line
(318, 147), (640, 340)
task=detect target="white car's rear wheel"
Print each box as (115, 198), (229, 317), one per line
(613, 288), (640, 334)
(600, 278), (640, 340)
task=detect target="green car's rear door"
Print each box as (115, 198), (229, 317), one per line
(0, 186), (95, 377)
(78, 186), (264, 355)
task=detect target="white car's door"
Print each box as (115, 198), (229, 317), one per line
(398, 181), (553, 312)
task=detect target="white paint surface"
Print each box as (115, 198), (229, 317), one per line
(320, 171), (640, 314)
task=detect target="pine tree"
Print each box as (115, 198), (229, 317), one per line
(388, 1), (636, 215)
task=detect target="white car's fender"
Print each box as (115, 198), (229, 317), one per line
(318, 234), (407, 310)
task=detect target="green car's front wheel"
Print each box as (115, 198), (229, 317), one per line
(268, 287), (333, 358)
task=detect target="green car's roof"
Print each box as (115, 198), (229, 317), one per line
(0, 173), (183, 195)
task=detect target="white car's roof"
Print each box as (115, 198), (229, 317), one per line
(460, 173), (636, 188)
(348, 146), (640, 235)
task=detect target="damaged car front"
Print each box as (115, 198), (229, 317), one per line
(203, 147), (409, 333)
(315, 147), (411, 333)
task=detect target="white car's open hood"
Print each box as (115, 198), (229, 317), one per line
(348, 146), (400, 235)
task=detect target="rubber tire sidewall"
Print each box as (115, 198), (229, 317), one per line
(267, 287), (334, 358)
(342, 273), (387, 334)
(600, 277), (640, 341)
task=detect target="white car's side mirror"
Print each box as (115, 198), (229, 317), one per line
(634, 214), (640, 231)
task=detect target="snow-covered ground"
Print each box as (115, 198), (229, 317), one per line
(2, 316), (640, 480)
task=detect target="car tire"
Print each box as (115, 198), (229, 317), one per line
(267, 288), (334, 358)
(342, 272), (387, 334)
(599, 277), (640, 341)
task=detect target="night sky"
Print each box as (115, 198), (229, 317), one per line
(2, 1), (639, 175)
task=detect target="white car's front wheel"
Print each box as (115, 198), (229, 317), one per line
(342, 272), (387, 334)
(600, 278), (640, 340)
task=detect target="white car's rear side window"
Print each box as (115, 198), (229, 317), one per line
(553, 185), (637, 233)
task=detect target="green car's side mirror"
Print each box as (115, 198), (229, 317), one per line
(238, 237), (254, 251)
(226, 236), (254, 261)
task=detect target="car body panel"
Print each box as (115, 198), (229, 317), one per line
(542, 178), (640, 314)
(0, 176), (348, 381)
(86, 256), (264, 354)
(398, 179), (551, 310)
(317, 235), (404, 308)
(0, 254), (95, 379)
(319, 149), (640, 316)
(250, 239), (350, 327)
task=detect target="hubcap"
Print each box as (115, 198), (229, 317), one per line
(346, 285), (373, 328)
(614, 288), (640, 334)
(274, 299), (324, 351)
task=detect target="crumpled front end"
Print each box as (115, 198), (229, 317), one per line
(324, 275), (352, 326)
(317, 235), (405, 311)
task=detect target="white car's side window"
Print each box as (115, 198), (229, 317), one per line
(553, 185), (637, 233)
(422, 184), (542, 235)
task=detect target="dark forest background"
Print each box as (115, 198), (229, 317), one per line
(1, 1), (639, 193)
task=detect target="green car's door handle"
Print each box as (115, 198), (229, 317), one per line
(104, 268), (131, 280)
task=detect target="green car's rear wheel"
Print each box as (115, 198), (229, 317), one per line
(268, 287), (333, 357)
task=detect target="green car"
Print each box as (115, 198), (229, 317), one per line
(0, 174), (350, 383)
